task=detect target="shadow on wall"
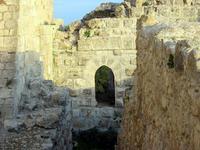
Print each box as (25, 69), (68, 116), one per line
(0, 50), (134, 129)
(0, 50), (134, 149)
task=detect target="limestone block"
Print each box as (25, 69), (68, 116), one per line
(115, 98), (124, 108)
(0, 29), (9, 36)
(3, 12), (12, 19)
(3, 37), (17, 48)
(136, 0), (143, 7)
(78, 39), (93, 51)
(82, 89), (92, 96)
(78, 97), (93, 106)
(4, 119), (19, 131)
(0, 78), (6, 87)
(8, 5), (18, 11)
(106, 19), (122, 28)
(123, 19), (136, 28)
(0, 21), (4, 29)
(66, 68), (82, 79)
(5, 19), (17, 29)
(130, 58), (136, 65)
(116, 89), (125, 98)
(79, 107), (94, 118)
(125, 68), (134, 76)
(86, 19), (106, 29)
(0, 52), (15, 62)
(78, 58), (87, 66)
(99, 107), (114, 118)
(113, 50), (122, 56)
(122, 36), (135, 50)
(0, 63), (4, 69)
(92, 38), (110, 50)
(109, 37), (122, 50)
(4, 62), (15, 69)
(0, 5), (8, 12)
(71, 98), (80, 108)
(2, 69), (15, 78)
(0, 88), (13, 98)
(0, 13), (2, 20)
(69, 89), (79, 97)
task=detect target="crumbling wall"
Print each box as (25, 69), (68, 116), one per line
(0, 1), (73, 149)
(53, 17), (137, 130)
(118, 21), (200, 149)
(1, 79), (72, 150)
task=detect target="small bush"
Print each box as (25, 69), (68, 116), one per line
(64, 25), (70, 31)
(84, 30), (91, 38)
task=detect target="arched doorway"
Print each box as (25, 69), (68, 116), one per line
(95, 66), (115, 106)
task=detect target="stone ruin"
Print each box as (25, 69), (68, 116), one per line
(118, 0), (200, 150)
(0, 0), (200, 149)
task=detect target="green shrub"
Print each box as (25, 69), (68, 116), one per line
(84, 30), (91, 38)
(64, 25), (70, 31)
(95, 66), (110, 93)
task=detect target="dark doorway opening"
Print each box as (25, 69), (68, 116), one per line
(95, 66), (115, 106)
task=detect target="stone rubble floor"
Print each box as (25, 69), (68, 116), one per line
(0, 127), (55, 150)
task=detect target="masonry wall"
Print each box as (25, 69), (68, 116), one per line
(0, 1), (73, 149)
(0, 0), (19, 120)
(15, 0), (55, 115)
(53, 18), (137, 130)
(0, 0), (55, 121)
(17, 0), (55, 79)
(118, 21), (200, 149)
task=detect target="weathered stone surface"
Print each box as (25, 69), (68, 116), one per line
(118, 21), (200, 150)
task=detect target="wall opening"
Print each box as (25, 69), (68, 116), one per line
(95, 66), (115, 106)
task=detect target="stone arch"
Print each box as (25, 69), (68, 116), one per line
(82, 55), (123, 107)
(95, 65), (115, 106)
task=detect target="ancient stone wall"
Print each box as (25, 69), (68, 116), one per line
(13, 0), (58, 119)
(0, 1), (73, 149)
(53, 18), (137, 130)
(118, 20), (200, 149)
(0, 0), (56, 120)
(0, 0), (19, 120)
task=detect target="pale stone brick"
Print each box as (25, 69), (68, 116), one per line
(8, 5), (18, 11)
(9, 29), (17, 35)
(4, 63), (15, 69)
(4, 19), (17, 29)
(0, 13), (2, 20)
(0, 63), (4, 69)
(0, 37), (3, 47)
(3, 37), (17, 48)
(0, 88), (13, 98)
(0, 29), (9, 36)
(0, 78), (7, 87)
(3, 12), (12, 19)
(2, 70), (15, 78)
(0, 21), (5, 29)
(0, 53), (15, 63)
(0, 5), (8, 12)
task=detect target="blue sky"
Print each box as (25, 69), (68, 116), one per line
(54, 0), (123, 24)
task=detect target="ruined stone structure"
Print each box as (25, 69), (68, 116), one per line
(118, 1), (200, 149)
(1, 0), (200, 149)
(0, 0), (137, 149)
(0, 0), (72, 149)
(53, 17), (137, 130)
